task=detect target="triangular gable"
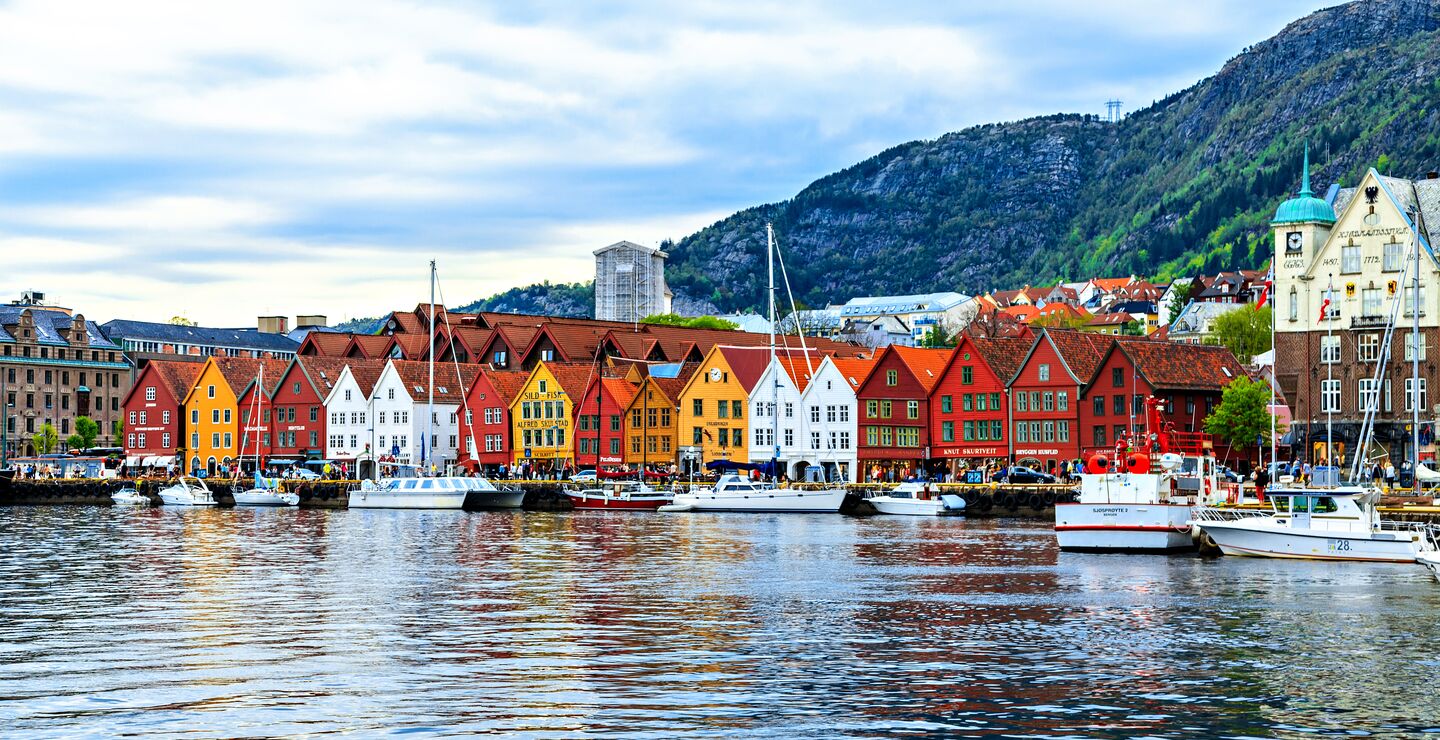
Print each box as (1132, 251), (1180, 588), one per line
(1303, 168), (1439, 281)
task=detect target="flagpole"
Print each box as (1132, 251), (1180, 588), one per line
(1269, 262), (1276, 478)
(1326, 273), (1334, 485)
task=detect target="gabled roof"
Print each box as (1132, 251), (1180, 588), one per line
(1086, 313), (1138, 327)
(1089, 277), (1134, 292)
(388, 359), (480, 403)
(715, 346), (774, 392)
(645, 363), (699, 404)
(829, 356), (877, 391)
(289, 356), (360, 399)
(601, 376), (640, 412)
(1016, 329), (1112, 385)
(542, 363), (601, 400)
(482, 369), (531, 405)
(967, 335), (1030, 385)
(1093, 340), (1245, 392)
(185, 357), (289, 403)
(885, 345), (952, 392)
(123, 359), (204, 408)
(349, 334), (398, 358)
(99, 318), (296, 352)
(348, 361), (387, 397)
(299, 332), (353, 356)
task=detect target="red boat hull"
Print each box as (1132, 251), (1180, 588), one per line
(564, 493), (671, 511)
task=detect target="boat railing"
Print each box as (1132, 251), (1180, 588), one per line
(1190, 505), (1271, 522)
(1377, 518), (1436, 536)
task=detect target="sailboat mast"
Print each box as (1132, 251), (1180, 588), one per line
(1412, 211), (1422, 495)
(428, 259), (436, 475)
(767, 223), (779, 480)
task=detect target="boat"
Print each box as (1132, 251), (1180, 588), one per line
(667, 473), (847, 513)
(1190, 486), (1432, 562)
(110, 488), (150, 506)
(565, 481), (673, 511)
(157, 476), (218, 506)
(1055, 398), (1227, 553)
(348, 475), (469, 509)
(233, 477), (300, 507)
(868, 481), (965, 516)
(1419, 548), (1440, 583)
(462, 476), (527, 509)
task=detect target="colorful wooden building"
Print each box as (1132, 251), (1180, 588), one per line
(854, 345), (950, 481)
(675, 346), (771, 466)
(929, 335), (1029, 475)
(1006, 330), (1110, 473)
(508, 361), (593, 475)
(120, 360), (202, 470)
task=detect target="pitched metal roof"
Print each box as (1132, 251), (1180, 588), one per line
(100, 318), (297, 352)
(0, 307), (120, 349)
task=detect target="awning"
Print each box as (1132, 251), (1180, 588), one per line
(143, 456), (171, 467)
(125, 455), (142, 466)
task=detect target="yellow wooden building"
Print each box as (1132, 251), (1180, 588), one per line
(621, 367), (695, 468)
(675, 346), (771, 465)
(508, 362), (592, 473)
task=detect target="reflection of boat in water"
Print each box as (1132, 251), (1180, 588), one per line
(1056, 398), (1225, 553)
(157, 476), (218, 506)
(111, 488), (150, 506)
(869, 482), (965, 516)
(1192, 487), (1431, 563)
(664, 474), (846, 513)
(566, 481), (672, 511)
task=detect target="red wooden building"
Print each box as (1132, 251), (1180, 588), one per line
(1079, 340), (1246, 460)
(458, 368), (528, 474)
(929, 335), (1030, 476)
(855, 345), (951, 481)
(572, 374), (640, 470)
(121, 360), (203, 470)
(1006, 330), (1111, 473)
(260, 357), (353, 469)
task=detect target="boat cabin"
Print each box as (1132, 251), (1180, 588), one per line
(1263, 488), (1377, 531)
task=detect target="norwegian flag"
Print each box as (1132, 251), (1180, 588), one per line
(1254, 266), (1272, 311)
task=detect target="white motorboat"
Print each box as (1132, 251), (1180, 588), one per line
(233, 476), (300, 507)
(157, 476), (218, 506)
(110, 488), (150, 506)
(869, 482), (965, 516)
(348, 476), (469, 509)
(1190, 486), (1429, 562)
(666, 474), (846, 513)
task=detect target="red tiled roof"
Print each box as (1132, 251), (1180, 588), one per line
(483, 369), (530, 405)
(1118, 341), (1246, 392)
(390, 359), (479, 403)
(300, 332), (353, 356)
(1090, 277), (1133, 291)
(887, 345), (952, 392)
(212, 357), (291, 399)
(1086, 313), (1138, 327)
(969, 336), (1030, 384)
(602, 376), (639, 411)
(348, 360), (387, 396)
(543, 362), (601, 400)
(1042, 330), (1113, 383)
(1004, 305), (1040, 321)
(349, 334), (396, 358)
(830, 356), (877, 390)
(715, 346), (773, 392)
(150, 360), (204, 405)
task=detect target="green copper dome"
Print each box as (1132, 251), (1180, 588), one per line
(1272, 143), (1336, 225)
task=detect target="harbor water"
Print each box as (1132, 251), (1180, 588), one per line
(2, 507), (1439, 738)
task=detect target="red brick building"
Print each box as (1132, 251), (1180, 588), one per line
(121, 360), (202, 470)
(1079, 340), (1246, 461)
(458, 368), (528, 474)
(855, 345), (951, 481)
(929, 335), (1029, 475)
(1007, 330), (1111, 472)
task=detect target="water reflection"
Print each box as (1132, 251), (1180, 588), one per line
(1, 507), (1438, 737)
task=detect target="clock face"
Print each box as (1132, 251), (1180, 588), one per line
(1286, 232), (1303, 251)
(709, 367), (722, 382)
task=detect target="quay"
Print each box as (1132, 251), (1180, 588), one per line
(0, 476), (1080, 518)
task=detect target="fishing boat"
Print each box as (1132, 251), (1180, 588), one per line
(565, 480), (672, 511)
(110, 488), (150, 506)
(1055, 398), (1227, 553)
(868, 481), (965, 516)
(1191, 487), (1430, 562)
(157, 476), (217, 506)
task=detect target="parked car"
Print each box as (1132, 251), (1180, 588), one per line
(1218, 466), (1244, 484)
(569, 469), (598, 483)
(1003, 466), (1057, 484)
(290, 468), (321, 480)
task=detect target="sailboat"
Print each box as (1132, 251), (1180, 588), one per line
(233, 364), (300, 507)
(348, 260), (525, 510)
(663, 224), (847, 514)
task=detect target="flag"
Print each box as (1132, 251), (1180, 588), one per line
(1320, 294), (1331, 320)
(1254, 266), (1272, 310)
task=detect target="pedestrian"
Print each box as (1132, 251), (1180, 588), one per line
(1255, 465), (1270, 503)
(1385, 460), (1397, 490)
(1301, 461), (1311, 484)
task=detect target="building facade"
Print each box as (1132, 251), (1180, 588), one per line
(855, 345), (949, 481)
(929, 335), (1028, 475)
(1007, 330), (1108, 472)
(120, 360), (202, 469)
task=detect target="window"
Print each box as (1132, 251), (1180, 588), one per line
(1037, 364), (1051, 382)
(137, 433), (146, 447)
(1017, 391), (1028, 412)
(1320, 336), (1340, 364)
(1406, 332), (1427, 362)
(941, 395), (952, 413)
(1043, 392), (1054, 411)
(207, 385), (215, 399)
(1384, 241), (1404, 272)
(611, 415), (621, 432)
(784, 402), (793, 418)
(1362, 288), (1381, 318)
(942, 421), (954, 441)
(906, 401), (919, 419)
(960, 420), (972, 441)
(826, 405), (837, 423)
(212, 409), (220, 423)
(880, 427), (893, 446)
(693, 398), (704, 416)
(886, 369), (899, 386)
(129, 411), (137, 425)
(732, 428), (743, 447)
(1321, 379), (1341, 413)
(163, 410), (171, 424)
(1359, 379), (1382, 413)
(811, 431), (821, 449)
(1093, 426), (1106, 446)
(1112, 367), (1124, 387)
(310, 432), (318, 447)
(1289, 287), (1298, 322)
(732, 400), (743, 418)
(1405, 285), (1426, 317)
(1056, 392), (1067, 411)
(1093, 395), (1105, 416)
(810, 405), (821, 423)
(310, 408), (318, 422)
(693, 427), (703, 444)
(961, 367), (973, 384)
(211, 432), (220, 447)
(866, 400), (878, 418)
(880, 401), (892, 418)
(1341, 244), (1361, 274)
(139, 411), (147, 424)
(990, 392), (1001, 410)
(1029, 391), (1040, 410)
(866, 427), (878, 445)
(162, 433), (171, 448)
(345, 389), (352, 402)
(1043, 421), (1055, 442)
(1113, 395), (1125, 416)
(610, 438), (620, 455)
(897, 427), (919, 447)
(839, 406), (849, 422)
(145, 386), (156, 401)
(783, 428), (794, 447)
(990, 420), (1002, 440)
(963, 394), (973, 412)
(717, 400), (728, 418)
(1407, 378), (1428, 413)
(1357, 333), (1381, 363)
(1017, 422), (1028, 442)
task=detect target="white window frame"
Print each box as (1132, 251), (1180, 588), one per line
(1406, 378), (1428, 413)
(1320, 379), (1340, 413)
(1320, 336), (1340, 364)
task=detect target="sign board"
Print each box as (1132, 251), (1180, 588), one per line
(524, 447), (533, 458)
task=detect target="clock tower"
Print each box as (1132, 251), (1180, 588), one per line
(1271, 143), (1336, 333)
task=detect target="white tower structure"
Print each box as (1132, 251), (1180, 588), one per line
(594, 240), (671, 322)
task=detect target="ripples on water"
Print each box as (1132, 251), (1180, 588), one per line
(2, 507), (1439, 738)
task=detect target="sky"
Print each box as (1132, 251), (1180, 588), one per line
(0, 0), (1337, 327)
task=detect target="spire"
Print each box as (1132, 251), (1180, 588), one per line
(1300, 141), (1313, 198)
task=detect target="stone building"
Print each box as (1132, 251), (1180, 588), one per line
(594, 241), (671, 323)
(0, 293), (129, 457)
(1272, 149), (1440, 468)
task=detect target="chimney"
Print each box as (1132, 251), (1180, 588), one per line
(295, 314), (327, 328)
(257, 316), (288, 334)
